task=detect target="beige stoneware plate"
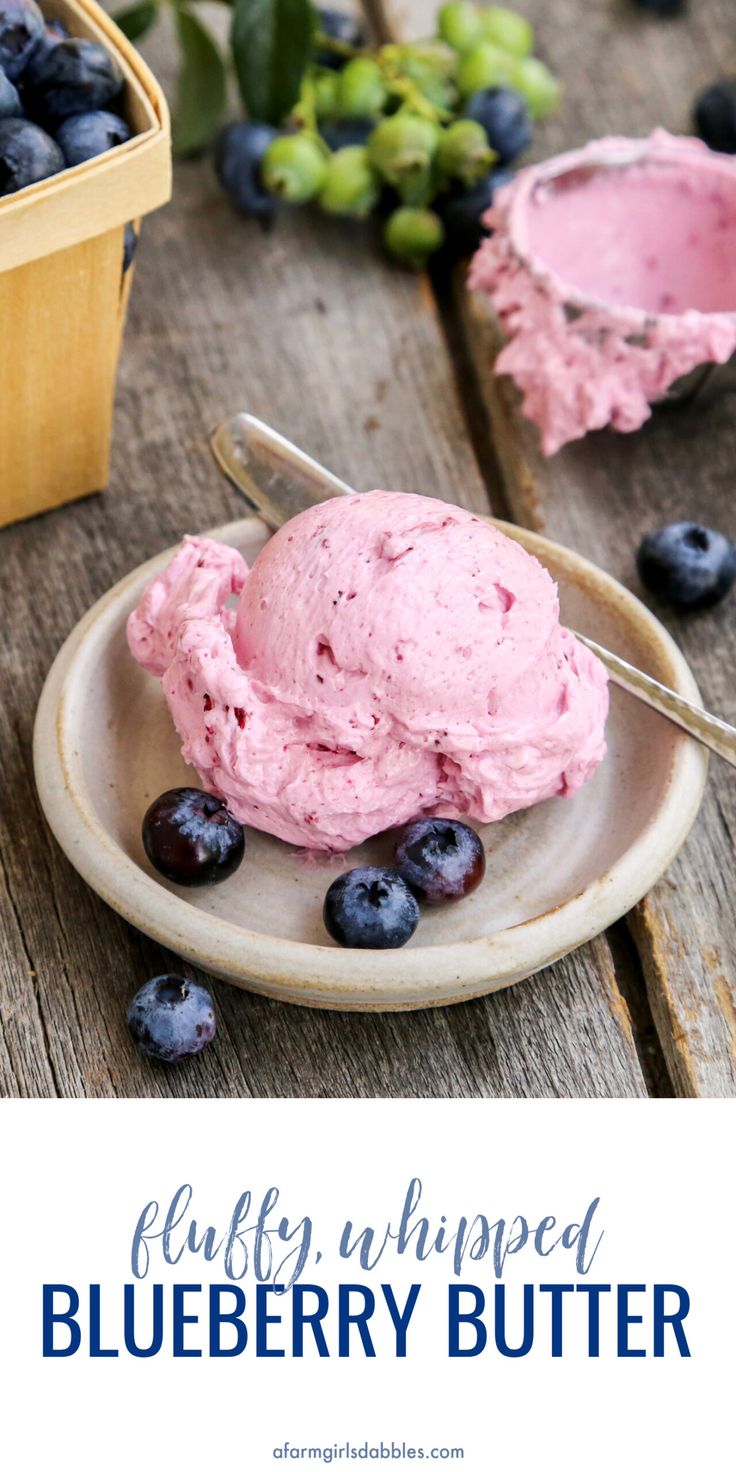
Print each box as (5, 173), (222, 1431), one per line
(34, 515), (707, 1011)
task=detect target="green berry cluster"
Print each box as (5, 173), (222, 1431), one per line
(258, 4), (561, 267)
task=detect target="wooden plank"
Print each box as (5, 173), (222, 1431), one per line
(382, 0), (736, 1095)
(0, 8), (648, 1099)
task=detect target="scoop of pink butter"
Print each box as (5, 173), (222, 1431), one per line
(127, 492), (609, 851)
(469, 131), (736, 454)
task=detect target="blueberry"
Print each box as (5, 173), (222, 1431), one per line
(437, 166), (514, 260)
(457, 42), (514, 100)
(323, 866), (420, 948)
(319, 116), (374, 151)
(142, 787), (246, 886)
(214, 120), (278, 222)
(463, 85), (531, 164)
(319, 144), (379, 217)
(128, 975), (216, 1064)
(314, 7), (365, 69)
(694, 80), (736, 154)
(384, 205), (445, 266)
(394, 818), (485, 904)
(438, 1), (483, 54)
(56, 108), (130, 165)
(28, 37), (123, 123)
(437, 118), (494, 188)
(21, 16), (68, 87)
(0, 63), (21, 117)
(0, 116), (62, 193)
(262, 131), (327, 202)
(122, 220), (138, 273)
(314, 69), (338, 119)
(336, 56), (387, 118)
(636, 522), (736, 609)
(368, 113), (439, 204)
(0, 0), (44, 81)
(632, 0), (685, 14)
(510, 56), (561, 119)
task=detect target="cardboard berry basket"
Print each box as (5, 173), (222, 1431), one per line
(0, 0), (171, 527)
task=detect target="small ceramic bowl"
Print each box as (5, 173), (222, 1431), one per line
(33, 516), (707, 1011)
(469, 131), (736, 453)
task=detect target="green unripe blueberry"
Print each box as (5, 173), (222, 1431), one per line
(456, 41), (514, 99)
(511, 56), (562, 118)
(336, 57), (388, 118)
(399, 54), (457, 111)
(384, 206), (445, 266)
(399, 40), (458, 78)
(314, 72), (339, 120)
(479, 6), (534, 58)
(368, 113), (439, 184)
(262, 133), (327, 202)
(319, 146), (380, 218)
(383, 41), (457, 77)
(437, 118), (495, 187)
(437, 1), (483, 53)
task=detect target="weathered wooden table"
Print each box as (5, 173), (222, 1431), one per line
(1, 0), (734, 1098)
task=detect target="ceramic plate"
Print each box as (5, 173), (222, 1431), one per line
(33, 516), (707, 1010)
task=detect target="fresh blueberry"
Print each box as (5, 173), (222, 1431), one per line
(632, 0), (685, 14)
(28, 37), (123, 123)
(314, 7), (365, 69)
(319, 116), (374, 151)
(56, 108), (130, 165)
(0, 0), (44, 81)
(437, 167), (514, 260)
(0, 63), (21, 117)
(637, 522), (736, 609)
(463, 85), (531, 164)
(127, 975), (216, 1064)
(122, 220), (138, 273)
(323, 866), (420, 948)
(694, 80), (736, 154)
(394, 818), (485, 904)
(384, 205), (445, 266)
(261, 131), (327, 202)
(142, 786), (246, 886)
(0, 116), (62, 193)
(214, 119), (278, 223)
(21, 16), (68, 87)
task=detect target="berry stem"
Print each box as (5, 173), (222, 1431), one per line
(291, 75), (332, 154)
(313, 32), (367, 62)
(384, 72), (449, 123)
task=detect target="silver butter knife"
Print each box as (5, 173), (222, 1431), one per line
(211, 412), (736, 770)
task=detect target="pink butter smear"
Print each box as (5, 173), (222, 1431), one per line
(127, 492), (608, 852)
(469, 131), (736, 454)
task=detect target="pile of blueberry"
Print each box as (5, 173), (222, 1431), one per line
(140, 786), (486, 953)
(324, 818), (486, 949)
(128, 790), (486, 1062)
(0, 0), (130, 197)
(215, 3), (560, 265)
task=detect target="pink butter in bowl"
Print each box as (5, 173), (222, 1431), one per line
(469, 130), (736, 454)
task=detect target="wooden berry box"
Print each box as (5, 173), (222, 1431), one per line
(0, 0), (171, 527)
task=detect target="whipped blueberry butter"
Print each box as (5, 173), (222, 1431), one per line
(128, 491), (608, 852)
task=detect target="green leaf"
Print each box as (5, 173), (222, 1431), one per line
(231, 0), (316, 126)
(112, 1), (158, 43)
(172, 7), (227, 156)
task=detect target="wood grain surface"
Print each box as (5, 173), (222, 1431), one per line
(380, 0), (736, 1097)
(0, 1), (732, 1098)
